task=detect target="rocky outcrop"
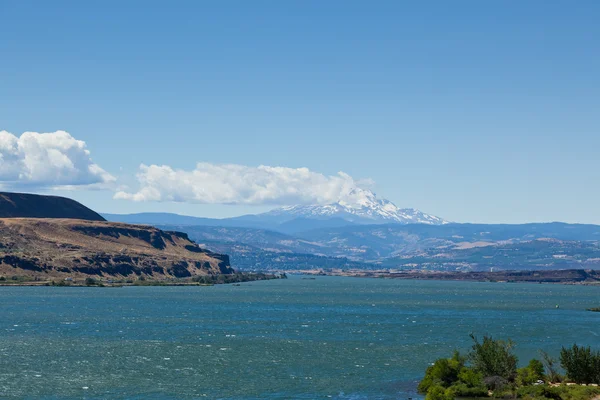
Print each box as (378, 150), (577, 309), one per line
(0, 218), (234, 279)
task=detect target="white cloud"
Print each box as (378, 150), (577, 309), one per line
(115, 163), (365, 205)
(0, 130), (115, 188)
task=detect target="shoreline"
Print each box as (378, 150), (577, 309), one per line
(285, 268), (600, 285)
(0, 272), (286, 287)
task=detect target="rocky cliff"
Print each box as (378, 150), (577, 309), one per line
(0, 218), (233, 279)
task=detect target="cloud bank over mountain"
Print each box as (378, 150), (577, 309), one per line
(0, 130), (114, 189)
(114, 163), (366, 205)
(0, 130), (375, 207)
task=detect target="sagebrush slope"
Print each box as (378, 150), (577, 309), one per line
(0, 218), (233, 279)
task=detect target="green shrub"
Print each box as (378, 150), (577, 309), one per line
(485, 376), (510, 392)
(560, 344), (600, 384)
(425, 384), (456, 400)
(451, 382), (489, 397)
(491, 385), (517, 399)
(553, 385), (600, 400)
(518, 384), (600, 400)
(458, 366), (485, 387)
(419, 350), (490, 398)
(418, 351), (465, 393)
(85, 277), (97, 286)
(517, 359), (546, 386)
(469, 334), (518, 383)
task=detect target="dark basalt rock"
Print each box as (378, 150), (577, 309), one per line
(0, 255), (43, 272)
(169, 261), (193, 278)
(72, 226), (171, 250)
(185, 244), (206, 253)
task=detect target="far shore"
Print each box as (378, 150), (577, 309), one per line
(0, 272), (286, 287)
(285, 268), (600, 286)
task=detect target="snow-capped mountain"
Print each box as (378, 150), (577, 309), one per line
(105, 189), (447, 234)
(260, 188), (447, 225)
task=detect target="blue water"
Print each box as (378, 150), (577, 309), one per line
(0, 276), (599, 399)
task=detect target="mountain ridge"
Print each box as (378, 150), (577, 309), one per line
(0, 192), (105, 221)
(104, 189), (447, 233)
(261, 188), (447, 225)
(153, 221), (600, 272)
(0, 191), (235, 280)
(0, 218), (233, 279)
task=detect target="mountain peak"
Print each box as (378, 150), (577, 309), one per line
(265, 189), (447, 225)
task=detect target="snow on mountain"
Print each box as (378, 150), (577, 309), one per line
(262, 188), (447, 225)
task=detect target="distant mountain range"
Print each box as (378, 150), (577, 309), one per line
(104, 188), (447, 234)
(259, 188), (447, 225)
(103, 192), (600, 272)
(149, 222), (600, 271)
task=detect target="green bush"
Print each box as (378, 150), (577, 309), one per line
(419, 350), (489, 398)
(553, 385), (600, 400)
(418, 337), (600, 400)
(517, 359), (546, 386)
(418, 351), (465, 393)
(85, 277), (97, 286)
(459, 366), (485, 388)
(451, 382), (489, 397)
(469, 334), (518, 383)
(491, 385), (517, 399)
(425, 384), (456, 400)
(518, 384), (600, 400)
(560, 344), (600, 384)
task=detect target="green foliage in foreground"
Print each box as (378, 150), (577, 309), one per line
(560, 344), (600, 384)
(517, 359), (546, 387)
(419, 336), (600, 400)
(541, 351), (563, 384)
(517, 384), (600, 400)
(418, 351), (488, 400)
(469, 334), (518, 382)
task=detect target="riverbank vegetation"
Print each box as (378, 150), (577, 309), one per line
(418, 335), (600, 400)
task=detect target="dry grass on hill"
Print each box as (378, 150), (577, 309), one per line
(0, 218), (233, 279)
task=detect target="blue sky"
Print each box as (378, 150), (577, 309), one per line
(1, 0), (599, 223)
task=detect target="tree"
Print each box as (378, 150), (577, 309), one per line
(560, 344), (600, 384)
(516, 359), (545, 386)
(418, 350), (488, 399)
(540, 350), (562, 383)
(425, 385), (455, 400)
(468, 334), (518, 383)
(418, 351), (466, 394)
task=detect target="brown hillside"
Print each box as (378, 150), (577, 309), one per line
(0, 218), (233, 279)
(0, 192), (106, 221)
